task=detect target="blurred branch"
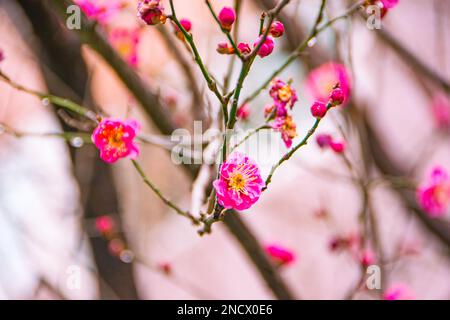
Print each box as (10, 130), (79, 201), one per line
(358, 14), (450, 94)
(168, 0), (225, 105)
(244, 0), (364, 105)
(157, 26), (207, 123)
(15, 0), (139, 299)
(205, 0), (244, 61)
(360, 109), (450, 252)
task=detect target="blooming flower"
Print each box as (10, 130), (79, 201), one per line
(272, 115), (297, 148)
(213, 152), (265, 211)
(265, 244), (296, 266)
(269, 21), (285, 38)
(218, 7), (236, 31)
(237, 104), (251, 121)
(75, 0), (124, 23)
(269, 78), (298, 115)
(109, 28), (140, 67)
(306, 62), (351, 105)
(92, 119), (140, 163)
(138, 0), (166, 25)
(253, 35), (275, 58)
(431, 93), (450, 131)
(416, 167), (450, 217)
(383, 283), (415, 300)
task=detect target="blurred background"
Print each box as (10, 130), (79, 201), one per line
(0, 0), (449, 299)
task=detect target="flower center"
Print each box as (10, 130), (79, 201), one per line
(229, 172), (247, 192)
(108, 128), (125, 149)
(278, 85), (292, 102)
(434, 184), (450, 206)
(117, 42), (132, 57)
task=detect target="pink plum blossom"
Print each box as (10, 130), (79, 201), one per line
(237, 104), (251, 121)
(269, 21), (285, 38)
(269, 78), (298, 116)
(75, 0), (124, 24)
(217, 42), (234, 55)
(431, 93), (450, 131)
(310, 101), (328, 118)
(383, 283), (415, 300)
(213, 152), (265, 211)
(253, 36), (275, 58)
(416, 166), (450, 217)
(359, 248), (376, 267)
(92, 119), (140, 163)
(265, 244), (296, 266)
(109, 28), (140, 67)
(95, 215), (115, 235)
(218, 7), (236, 31)
(380, 0), (399, 9)
(306, 62), (351, 105)
(138, 0), (166, 25)
(271, 115), (297, 148)
(237, 42), (251, 55)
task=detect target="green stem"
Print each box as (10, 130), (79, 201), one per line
(168, 0), (225, 105)
(0, 71), (98, 122)
(264, 103), (332, 190)
(205, 0), (244, 60)
(243, 0), (363, 105)
(131, 160), (199, 225)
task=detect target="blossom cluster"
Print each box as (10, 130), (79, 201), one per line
(265, 79), (299, 148)
(215, 6), (284, 58)
(416, 167), (450, 218)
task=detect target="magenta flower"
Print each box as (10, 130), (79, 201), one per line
(109, 28), (140, 67)
(138, 0), (166, 25)
(253, 36), (275, 58)
(237, 104), (251, 121)
(269, 21), (285, 38)
(269, 78), (298, 116)
(316, 133), (346, 153)
(359, 248), (376, 267)
(380, 0), (399, 9)
(271, 115), (297, 148)
(95, 215), (115, 235)
(329, 140), (345, 153)
(213, 152), (265, 211)
(75, 0), (124, 24)
(92, 119), (140, 164)
(316, 133), (333, 148)
(306, 62), (351, 105)
(431, 93), (450, 131)
(238, 42), (251, 55)
(265, 244), (296, 266)
(0, 48), (4, 63)
(416, 167), (450, 218)
(218, 7), (236, 31)
(310, 101), (328, 118)
(383, 283), (415, 300)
